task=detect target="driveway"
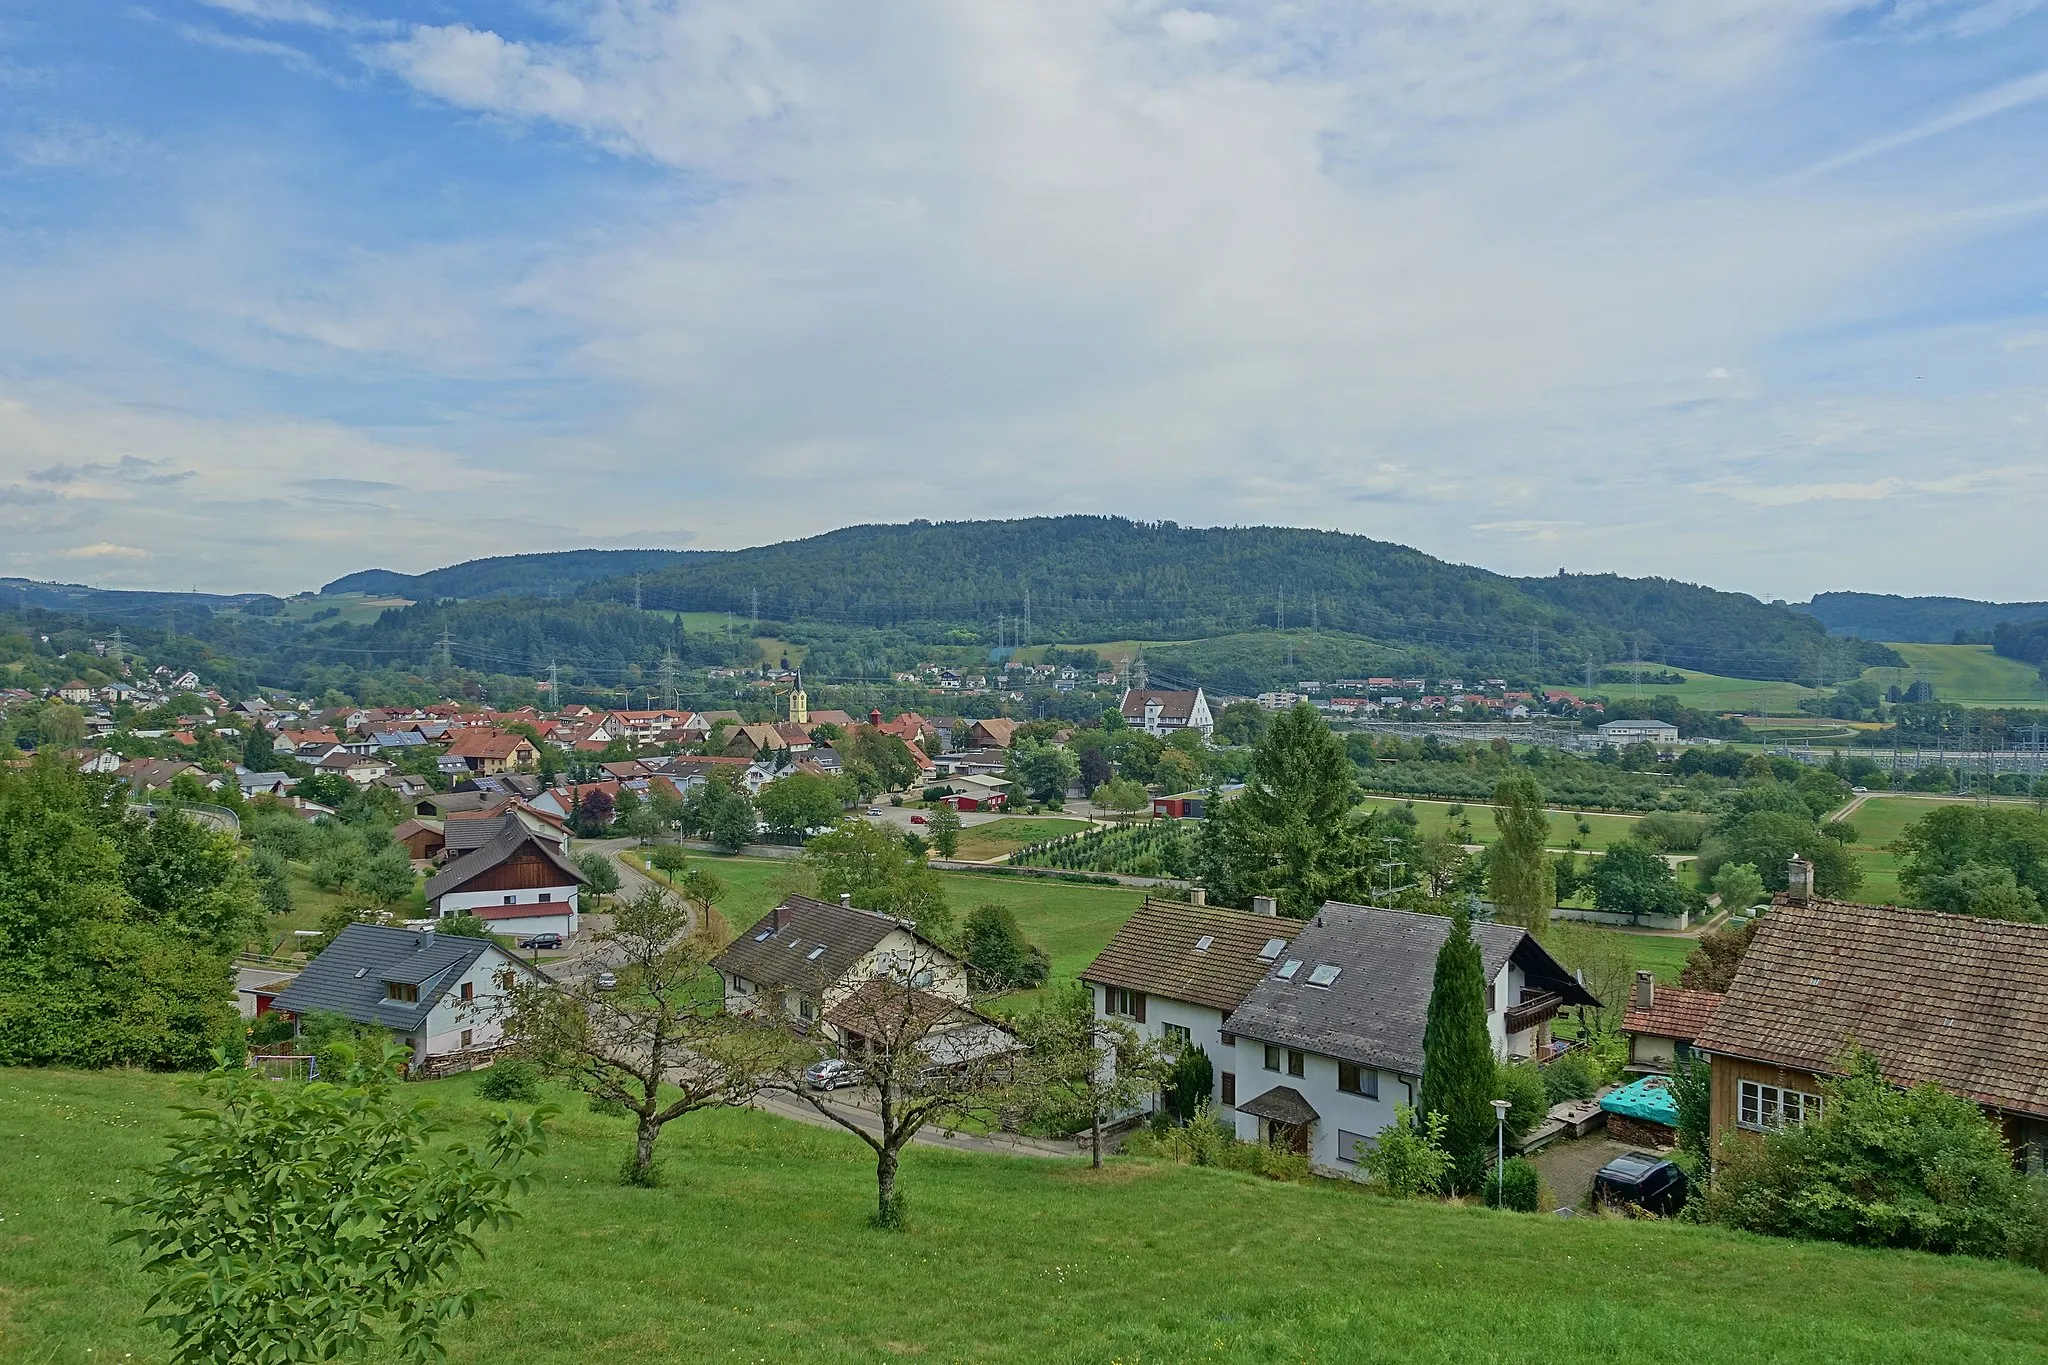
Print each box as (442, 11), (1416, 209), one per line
(1528, 1135), (1639, 1211)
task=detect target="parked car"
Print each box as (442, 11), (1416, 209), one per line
(865, 807), (882, 816)
(518, 933), (563, 951)
(1592, 1152), (1688, 1216)
(804, 1058), (862, 1091)
(910, 814), (927, 825)
(593, 970), (619, 991)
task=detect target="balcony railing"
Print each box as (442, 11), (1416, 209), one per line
(1504, 990), (1563, 1034)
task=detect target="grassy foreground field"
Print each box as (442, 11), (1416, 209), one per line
(1859, 643), (2047, 708)
(6, 1068), (2044, 1365)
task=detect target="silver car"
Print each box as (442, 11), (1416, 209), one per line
(594, 970), (619, 991)
(804, 1058), (861, 1091)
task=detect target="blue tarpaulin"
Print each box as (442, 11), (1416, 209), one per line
(1601, 1075), (1680, 1126)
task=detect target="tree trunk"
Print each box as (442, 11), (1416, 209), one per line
(1091, 1109), (1103, 1169)
(632, 1114), (660, 1184)
(876, 1146), (900, 1223)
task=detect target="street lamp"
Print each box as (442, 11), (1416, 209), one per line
(1490, 1098), (1513, 1208)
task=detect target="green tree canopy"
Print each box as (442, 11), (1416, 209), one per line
(801, 818), (954, 942)
(1486, 772), (1553, 941)
(756, 771), (849, 837)
(1419, 907), (1495, 1192)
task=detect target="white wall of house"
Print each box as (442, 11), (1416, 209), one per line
(1227, 1039), (1415, 1171)
(435, 884), (579, 937)
(721, 927), (968, 1037)
(1092, 983), (1229, 1114)
(407, 947), (537, 1064)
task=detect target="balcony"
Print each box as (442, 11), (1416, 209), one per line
(1504, 990), (1563, 1035)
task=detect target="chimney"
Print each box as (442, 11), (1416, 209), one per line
(1251, 895), (1278, 918)
(840, 892), (852, 908)
(1787, 854), (1814, 904)
(1188, 886), (1206, 906)
(1633, 970), (1654, 1013)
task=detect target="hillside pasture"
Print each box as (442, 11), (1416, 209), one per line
(1554, 669), (1818, 715)
(1859, 643), (2047, 708)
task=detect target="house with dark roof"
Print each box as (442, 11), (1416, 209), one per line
(423, 821), (588, 938)
(1692, 894), (2048, 1166)
(268, 923), (543, 1070)
(1119, 687), (1214, 738)
(1082, 896), (1302, 1120)
(711, 894), (967, 1035)
(1222, 901), (1597, 1169)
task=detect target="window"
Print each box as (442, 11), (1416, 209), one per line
(1264, 1044), (1282, 1072)
(1194, 935), (1215, 952)
(754, 928), (774, 942)
(539, 892), (552, 903)
(1163, 1023), (1192, 1047)
(807, 945), (827, 960)
(1105, 986), (1142, 1020)
(1277, 959), (1303, 980)
(798, 996), (817, 1022)
(1258, 938), (1287, 962)
(1485, 981), (1496, 1012)
(1220, 1072), (1236, 1106)
(460, 1029), (472, 1049)
(503, 895), (516, 906)
(1306, 963), (1341, 988)
(460, 982), (474, 1002)
(1336, 1129), (1374, 1165)
(1338, 1063), (1378, 1099)
(1219, 1030), (1235, 1047)
(385, 982), (419, 1003)
(1738, 1080), (1823, 1131)
(1287, 1050), (1306, 1078)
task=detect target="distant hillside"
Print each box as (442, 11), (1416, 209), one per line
(0, 577), (278, 626)
(322, 549), (699, 602)
(598, 516), (1887, 682)
(1799, 591), (2048, 643)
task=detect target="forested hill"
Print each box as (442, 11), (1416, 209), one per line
(321, 548), (699, 601)
(0, 577), (279, 625)
(1799, 591), (2048, 643)
(593, 517), (1892, 682)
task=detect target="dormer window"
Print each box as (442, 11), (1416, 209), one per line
(385, 982), (419, 1003)
(1258, 938), (1286, 962)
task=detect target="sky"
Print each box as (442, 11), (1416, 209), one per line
(2, 2), (2047, 601)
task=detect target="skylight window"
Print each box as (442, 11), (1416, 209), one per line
(807, 946), (827, 961)
(1258, 938), (1286, 962)
(1306, 964), (1341, 988)
(1193, 935), (1215, 952)
(1277, 959), (1303, 980)
(753, 929), (773, 942)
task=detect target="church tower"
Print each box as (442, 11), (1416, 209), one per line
(788, 671), (809, 727)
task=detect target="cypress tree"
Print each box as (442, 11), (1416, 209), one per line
(1420, 906), (1497, 1193)
(1487, 772), (1554, 942)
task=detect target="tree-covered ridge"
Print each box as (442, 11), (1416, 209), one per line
(322, 548), (701, 601)
(602, 516), (1888, 682)
(1800, 591), (2048, 644)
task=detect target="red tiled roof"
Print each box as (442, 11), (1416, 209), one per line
(1623, 987), (1723, 1042)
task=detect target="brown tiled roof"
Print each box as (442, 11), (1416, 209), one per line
(1120, 689), (1203, 722)
(1080, 898), (1300, 1014)
(446, 729), (532, 760)
(1693, 896), (2048, 1119)
(1623, 988), (1723, 1042)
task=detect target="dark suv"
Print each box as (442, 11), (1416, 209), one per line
(1592, 1151), (1688, 1216)
(518, 933), (564, 951)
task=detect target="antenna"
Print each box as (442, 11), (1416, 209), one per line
(750, 586), (759, 633)
(633, 574), (642, 611)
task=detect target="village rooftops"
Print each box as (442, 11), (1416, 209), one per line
(1693, 895), (2048, 1120)
(269, 923), (541, 1033)
(1081, 897), (1302, 1015)
(711, 894), (941, 996)
(422, 819), (587, 907)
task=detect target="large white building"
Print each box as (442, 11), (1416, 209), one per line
(422, 820), (587, 939)
(1119, 687), (1215, 738)
(1598, 719), (1681, 747)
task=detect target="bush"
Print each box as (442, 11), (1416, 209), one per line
(1357, 1105), (1453, 1198)
(248, 1010), (296, 1047)
(1163, 1047), (1214, 1125)
(1484, 1157), (1541, 1212)
(1540, 1051), (1597, 1105)
(477, 1058), (542, 1103)
(587, 1093), (632, 1117)
(1495, 1060), (1550, 1143)
(648, 845), (692, 874)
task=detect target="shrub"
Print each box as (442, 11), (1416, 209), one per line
(1484, 1157), (1541, 1212)
(1540, 1052), (1597, 1106)
(1357, 1105), (1453, 1198)
(587, 1093), (631, 1117)
(1495, 1060), (1549, 1143)
(1163, 1047), (1214, 1125)
(477, 1057), (542, 1103)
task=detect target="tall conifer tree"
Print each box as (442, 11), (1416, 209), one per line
(1420, 906), (1497, 1192)
(1487, 772), (1554, 942)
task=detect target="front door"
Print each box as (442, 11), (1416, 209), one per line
(1271, 1121), (1310, 1156)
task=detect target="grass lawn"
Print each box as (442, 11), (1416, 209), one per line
(265, 862), (427, 954)
(1550, 669), (1818, 716)
(8, 1067), (2046, 1365)
(1835, 793), (1977, 906)
(1859, 643), (2048, 709)
(269, 593), (413, 625)
(1603, 929), (1696, 985)
(949, 816), (1094, 862)
(1357, 796), (1644, 852)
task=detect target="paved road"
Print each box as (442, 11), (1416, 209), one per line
(751, 1086), (1077, 1159)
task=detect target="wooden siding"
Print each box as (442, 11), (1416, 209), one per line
(459, 851), (577, 893)
(1706, 1052), (1828, 1149)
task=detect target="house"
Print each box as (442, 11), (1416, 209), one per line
(58, 680), (94, 704)
(316, 749), (394, 786)
(73, 749), (124, 775)
(1692, 892), (2048, 1167)
(1120, 687), (1214, 738)
(1081, 897), (1302, 1119)
(445, 728), (540, 775)
(1598, 719), (1680, 747)
(237, 770), (298, 798)
(1222, 902), (1598, 1168)
(1621, 971), (1722, 1075)
(422, 822), (588, 938)
(391, 817), (447, 861)
(444, 807), (569, 857)
(724, 723), (789, 759)
(267, 923), (543, 1071)
(965, 717), (1018, 749)
(113, 757), (210, 795)
(374, 772), (432, 801)
(1152, 792), (1205, 819)
(932, 772), (1009, 812)
(416, 789), (515, 819)
(712, 893), (968, 1033)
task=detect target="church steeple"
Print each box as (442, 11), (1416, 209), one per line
(788, 670), (809, 727)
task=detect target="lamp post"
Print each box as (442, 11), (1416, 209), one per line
(1490, 1098), (1512, 1208)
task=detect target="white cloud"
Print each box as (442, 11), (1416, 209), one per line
(60, 541), (149, 560)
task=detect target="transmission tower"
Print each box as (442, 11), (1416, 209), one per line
(750, 587), (759, 632)
(633, 574), (643, 611)
(108, 627), (124, 670)
(659, 649), (680, 710)
(546, 659), (560, 711)
(435, 626), (453, 671)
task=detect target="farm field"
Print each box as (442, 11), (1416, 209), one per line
(1355, 796), (1645, 851)
(1833, 792), (2001, 906)
(949, 816), (1094, 862)
(1858, 643), (2046, 709)
(8, 1067), (2045, 1365)
(1548, 669), (1818, 715)
(277, 592), (413, 625)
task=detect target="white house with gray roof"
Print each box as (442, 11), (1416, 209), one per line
(268, 923), (545, 1070)
(1222, 902), (1598, 1172)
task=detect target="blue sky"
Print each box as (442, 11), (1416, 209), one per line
(3, 1), (2047, 599)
